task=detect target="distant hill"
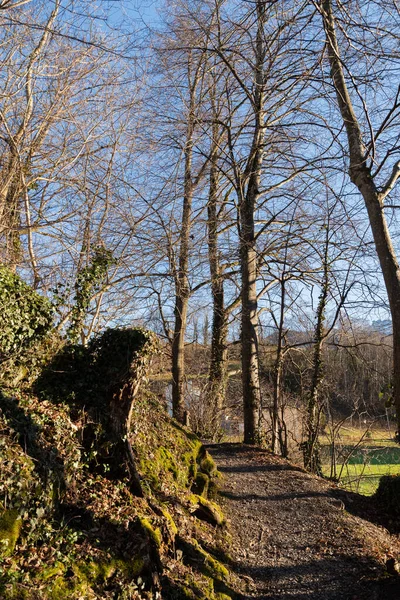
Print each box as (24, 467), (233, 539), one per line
(372, 319), (392, 335)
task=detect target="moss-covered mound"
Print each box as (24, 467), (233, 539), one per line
(0, 329), (242, 600)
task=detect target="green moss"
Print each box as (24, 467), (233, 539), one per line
(158, 447), (179, 480)
(174, 583), (196, 599)
(179, 572), (218, 600)
(199, 547), (229, 581)
(184, 441), (203, 481)
(208, 479), (219, 500)
(181, 537), (229, 583)
(98, 561), (118, 580)
(161, 506), (178, 536)
(130, 555), (145, 577)
(139, 445), (180, 489)
(34, 555), (143, 599)
(73, 561), (106, 583)
(186, 454), (198, 482)
(107, 556), (144, 579)
(41, 562), (65, 581)
(43, 556), (143, 599)
(48, 575), (93, 600)
(1, 584), (31, 600)
(139, 434), (202, 491)
(200, 453), (217, 476)
(0, 510), (22, 556)
(139, 516), (162, 547)
(190, 495), (226, 527)
(133, 392), (206, 496)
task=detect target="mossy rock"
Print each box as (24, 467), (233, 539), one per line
(187, 454), (198, 482)
(190, 495), (225, 527)
(80, 556), (143, 581)
(158, 447), (179, 480)
(375, 475), (400, 516)
(0, 509), (22, 556)
(207, 479), (219, 500)
(73, 560), (117, 584)
(134, 395), (204, 494)
(138, 516), (162, 547)
(200, 453), (217, 476)
(177, 536), (229, 582)
(40, 556), (144, 599)
(192, 472), (209, 497)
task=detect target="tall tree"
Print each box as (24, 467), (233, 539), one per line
(205, 0), (307, 443)
(319, 0), (400, 438)
(152, 4), (210, 422)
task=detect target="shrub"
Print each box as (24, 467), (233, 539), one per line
(0, 266), (53, 363)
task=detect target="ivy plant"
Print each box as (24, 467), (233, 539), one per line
(67, 246), (115, 343)
(0, 267), (53, 361)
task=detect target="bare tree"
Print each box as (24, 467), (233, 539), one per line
(317, 0), (400, 438)
(0, 1), (60, 269)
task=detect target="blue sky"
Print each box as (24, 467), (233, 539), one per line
(122, 0), (161, 25)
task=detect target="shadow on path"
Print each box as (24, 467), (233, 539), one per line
(220, 490), (329, 503)
(218, 464), (304, 474)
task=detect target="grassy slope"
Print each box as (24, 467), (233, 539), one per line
(0, 386), (242, 600)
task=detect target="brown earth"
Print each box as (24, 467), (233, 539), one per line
(207, 444), (400, 600)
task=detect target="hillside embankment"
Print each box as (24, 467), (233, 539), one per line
(0, 327), (244, 600)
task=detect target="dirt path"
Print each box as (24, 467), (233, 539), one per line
(207, 444), (400, 600)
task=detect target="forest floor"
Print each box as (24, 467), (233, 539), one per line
(207, 444), (400, 600)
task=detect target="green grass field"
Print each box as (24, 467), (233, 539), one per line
(322, 462), (400, 496)
(320, 426), (400, 496)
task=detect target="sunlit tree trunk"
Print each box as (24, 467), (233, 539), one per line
(171, 49), (203, 423)
(171, 113), (194, 423)
(241, 0), (265, 444)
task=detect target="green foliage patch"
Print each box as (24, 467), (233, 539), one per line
(66, 246), (115, 344)
(0, 510), (22, 556)
(36, 327), (158, 408)
(0, 266), (53, 363)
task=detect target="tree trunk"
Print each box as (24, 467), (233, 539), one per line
(303, 256), (329, 474)
(172, 293), (189, 423)
(171, 75), (195, 423)
(241, 231), (261, 444)
(0, 154), (23, 269)
(271, 277), (285, 454)
(109, 378), (144, 497)
(240, 0), (265, 445)
(207, 120), (228, 436)
(322, 0), (400, 438)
